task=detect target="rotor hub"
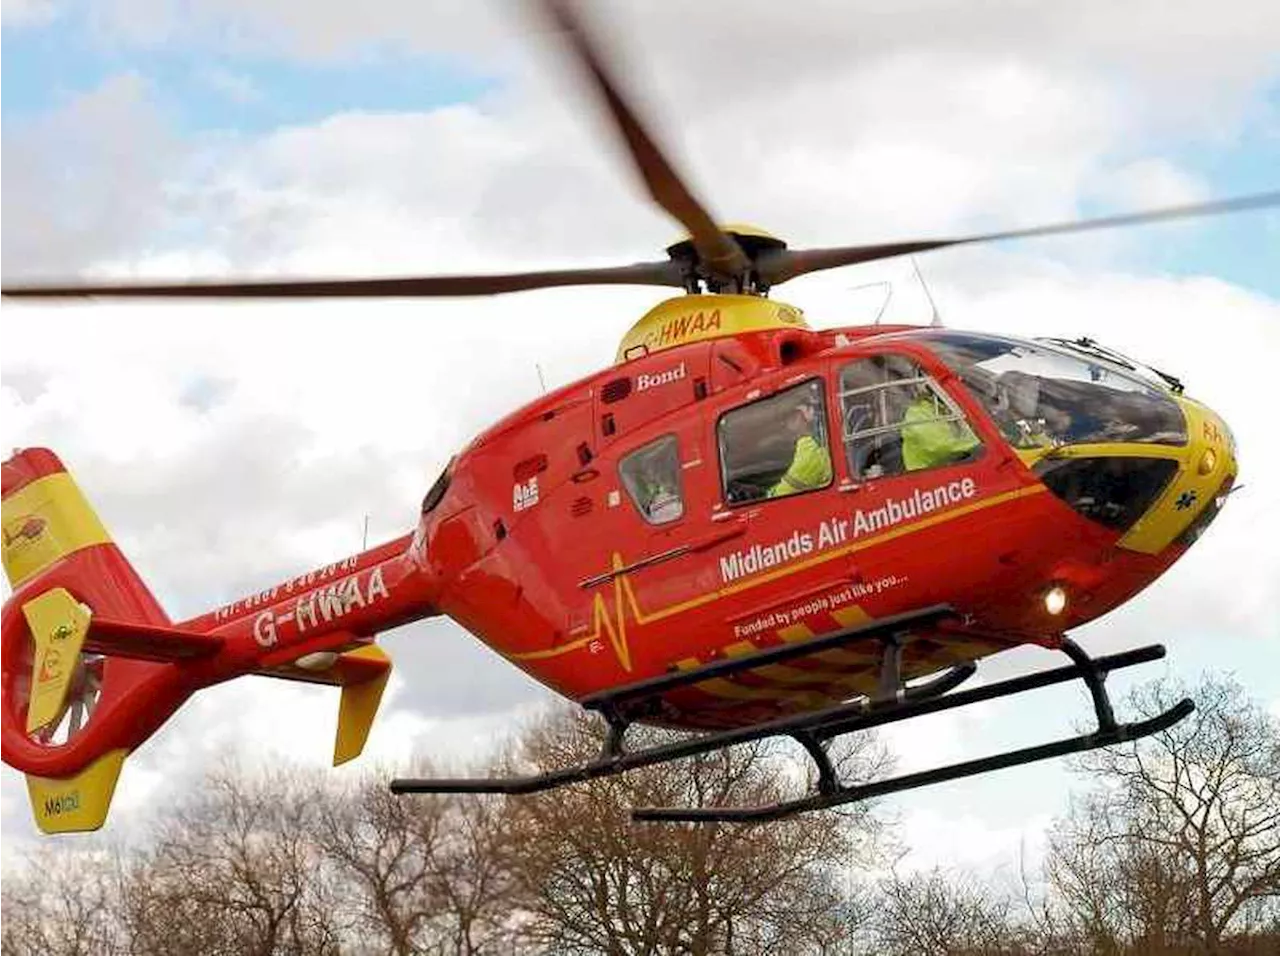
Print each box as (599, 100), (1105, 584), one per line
(666, 225), (788, 296)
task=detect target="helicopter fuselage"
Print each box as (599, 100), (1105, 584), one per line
(402, 310), (1237, 729)
(0, 305), (1238, 793)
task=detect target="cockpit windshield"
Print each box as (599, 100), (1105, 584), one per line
(911, 332), (1187, 449)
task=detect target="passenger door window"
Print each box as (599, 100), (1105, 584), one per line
(619, 435), (685, 524)
(839, 356), (981, 479)
(718, 379), (833, 504)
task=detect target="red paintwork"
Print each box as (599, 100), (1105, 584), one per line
(1, 323), (1198, 777)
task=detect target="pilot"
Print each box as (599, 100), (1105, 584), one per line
(997, 371), (1056, 449)
(901, 385), (980, 471)
(768, 397), (833, 497)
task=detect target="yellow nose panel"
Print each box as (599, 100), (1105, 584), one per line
(1118, 398), (1237, 554)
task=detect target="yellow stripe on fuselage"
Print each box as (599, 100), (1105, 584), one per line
(513, 483), (1047, 667)
(2, 472), (111, 587)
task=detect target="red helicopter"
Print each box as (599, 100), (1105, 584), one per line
(3, 0), (1276, 834)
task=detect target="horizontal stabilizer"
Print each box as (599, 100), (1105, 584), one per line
(26, 748), (129, 834)
(86, 617), (224, 662)
(253, 638), (388, 687)
(23, 588), (223, 671)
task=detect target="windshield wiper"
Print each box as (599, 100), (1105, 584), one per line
(1039, 337), (1184, 395)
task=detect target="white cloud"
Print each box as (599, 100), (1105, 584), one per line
(199, 66), (262, 104)
(2, 0), (59, 25)
(1, 73), (181, 276)
(893, 806), (1053, 877)
(74, 1), (1280, 109)
(1097, 158), (1210, 211)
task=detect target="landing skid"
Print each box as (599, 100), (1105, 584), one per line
(391, 609), (1192, 824)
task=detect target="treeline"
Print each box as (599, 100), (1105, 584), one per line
(3, 675), (1277, 955)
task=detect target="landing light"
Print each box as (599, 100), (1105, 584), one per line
(1044, 585), (1068, 616)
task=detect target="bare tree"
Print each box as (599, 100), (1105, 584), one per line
(318, 777), (450, 954)
(119, 766), (343, 956)
(870, 866), (1031, 956)
(426, 793), (520, 954)
(1, 847), (126, 956)
(319, 774), (518, 955)
(1045, 675), (1280, 955)
(502, 706), (889, 955)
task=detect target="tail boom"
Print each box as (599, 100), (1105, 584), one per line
(2, 447), (434, 833)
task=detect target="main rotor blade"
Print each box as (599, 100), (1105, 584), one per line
(1, 259), (685, 300)
(759, 191), (1280, 286)
(536, 0), (748, 281)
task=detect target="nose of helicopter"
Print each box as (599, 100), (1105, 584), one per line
(1115, 397), (1238, 554)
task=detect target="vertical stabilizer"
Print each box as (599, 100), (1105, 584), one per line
(2, 448), (172, 833)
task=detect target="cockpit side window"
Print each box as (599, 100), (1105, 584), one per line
(619, 435), (685, 524)
(839, 356), (981, 479)
(717, 379), (833, 504)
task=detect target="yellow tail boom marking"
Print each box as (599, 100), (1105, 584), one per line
(2, 472), (111, 587)
(26, 748), (129, 834)
(22, 588), (92, 734)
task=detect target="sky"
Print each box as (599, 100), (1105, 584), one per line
(2, 0), (1278, 879)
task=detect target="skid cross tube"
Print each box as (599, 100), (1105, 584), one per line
(390, 643), (1177, 807)
(390, 661), (968, 797)
(633, 641), (1193, 823)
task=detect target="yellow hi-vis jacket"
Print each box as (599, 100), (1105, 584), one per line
(901, 397), (980, 471)
(769, 435), (833, 498)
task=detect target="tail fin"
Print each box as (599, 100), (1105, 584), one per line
(2, 448), (175, 833)
(3, 448), (404, 834)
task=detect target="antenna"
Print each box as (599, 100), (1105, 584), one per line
(848, 281), (894, 325)
(911, 257), (942, 327)
(535, 363), (547, 394)
(362, 514), (370, 551)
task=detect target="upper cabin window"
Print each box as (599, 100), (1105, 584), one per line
(718, 380), (833, 504)
(839, 355), (981, 480)
(619, 435), (685, 524)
